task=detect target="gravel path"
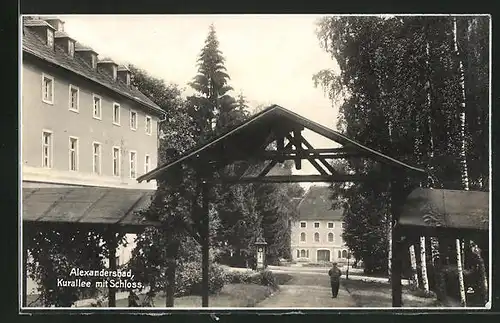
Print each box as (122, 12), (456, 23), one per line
(256, 272), (357, 308)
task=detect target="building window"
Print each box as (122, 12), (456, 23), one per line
(41, 74), (54, 104)
(338, 250), (341, 258)
(314, 232), (320, 242)
(129, 151), (137, 179)
(69, 137), (78, 171)
(328, 232), (334, 242)
(300, 221), (306, 228)
(144, 154), (150, 173)
(68, 85), (79, 112)
(112, 147), (121, 176)
(145, 116), (152, 135)
(42, 131), (53, 168)
(113, 103), (121, 125)
(300, 232), (306, 242)
(130, 111), (137, 130)
(328, 222), (334, 229)
(92, 142), (101, 175)
(47, 29), (54, 47)
(342, 250), (348, 258)
(93, 95), (102, 119)
(68, 40), (75, 57)
(300, 250), (306, 258)
(314, 222), (320, 228)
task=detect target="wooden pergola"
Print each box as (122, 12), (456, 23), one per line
(22, 187), (161, 307)
(137, 104), (428, 308)
(398, 188), (489, 306)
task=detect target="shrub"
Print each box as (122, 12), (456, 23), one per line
(224, 271), (255, 284)
(174, 262), (227, 297)
(410, 289), (437, 299)
(260, 270), (278, 289)
(273, 273), (293, 285)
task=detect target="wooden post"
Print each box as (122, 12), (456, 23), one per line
(391, 175), (403, 307)
(164, 242), (178, 307)
(201, 180), (210, 307)
(107, 230), (117, 307)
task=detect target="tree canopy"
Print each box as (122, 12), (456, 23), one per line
(314, 16), (489, 274)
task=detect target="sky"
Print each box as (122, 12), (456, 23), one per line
(59, 15), (340, 184)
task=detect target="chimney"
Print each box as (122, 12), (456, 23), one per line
(75, 43), (98, 69)
(42, 17), (65, 32)
(117, 65), (132, 86)
(23, 19), (56, 49)
(97, 58), (118, 81)
(54, 31), (76, 57)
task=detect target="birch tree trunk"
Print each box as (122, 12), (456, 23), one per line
(470, 241), (488, 305)
(453, 17), (468, 307)
(456, 239), (466, 306)
(387, 120), (393, 282)
(387, 212), (392, 281)
(424, 36), (445, 300)
(420, 236), (430, 292)
(409, 245), (419, 288)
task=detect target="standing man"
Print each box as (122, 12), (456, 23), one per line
(328, 262), (342, 298)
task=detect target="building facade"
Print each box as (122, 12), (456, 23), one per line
(21, 17), (165, 270)
(290, 186), (349, 263)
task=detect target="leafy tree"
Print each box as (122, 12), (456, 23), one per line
(314, 16), (489, 305)
(25, 226), (125, 306)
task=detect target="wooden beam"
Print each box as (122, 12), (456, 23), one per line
(254, 151), (368, 160)
(259, 160), (279, 177)
(106, 230), (117, 307)
(307, 158), (329, 176)
(391, 173), (404, 307)
(210, 174), (375, 184)
(276, 137), (285, 163)
(300, 137), (338, 175)
(293, 130), (302, 170)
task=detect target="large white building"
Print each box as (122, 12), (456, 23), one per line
(291, 186), (349, 263)
(21, 16), (164, 294)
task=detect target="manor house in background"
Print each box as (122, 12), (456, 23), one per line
(291, 186), (349, 263)
(21, 16), (165, 278)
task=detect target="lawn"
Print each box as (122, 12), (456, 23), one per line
(342, 279), (440, 307)
(25, 270), (292, 308)
(111, 283), (275, 308)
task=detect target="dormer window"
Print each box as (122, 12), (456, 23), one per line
(68, 40), (75, 57)
(112, 66), (117, 81)
(91, 54), (97, 69)
(47, 29), (54, 47)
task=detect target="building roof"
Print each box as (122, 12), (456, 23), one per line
(23, 20), (55, 29)
(22, 187), (160, 233)
(22, 24), (165, 118)
(99, 57), (117, 64)
(74, 42), (96, 52)
(399, 188), (489, 234)
(138, 104), (427, 183)
(54, 30), (75, 40)
(117, 65), (131, 72)
(297, 186), (343, 221)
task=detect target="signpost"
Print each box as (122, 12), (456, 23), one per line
(255, 237), (268, 271)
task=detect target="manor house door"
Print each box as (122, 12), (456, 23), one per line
(317, 249), (330, 262)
